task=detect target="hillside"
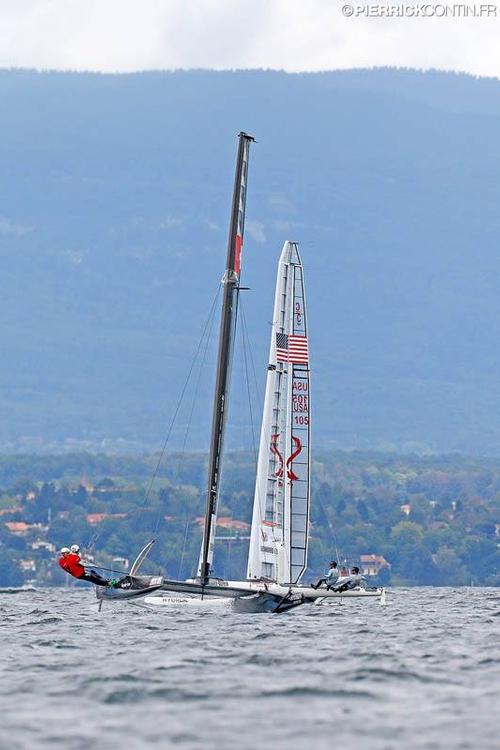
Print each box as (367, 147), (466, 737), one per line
(0, 451), (498, 587)
(1, 68), (500, 453)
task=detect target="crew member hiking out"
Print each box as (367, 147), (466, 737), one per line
(58, 546), (116, 587)
(331, 566), (373, 593)
(311, 560), (339, 590)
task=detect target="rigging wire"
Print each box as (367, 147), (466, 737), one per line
(154, 284), (220, 537)
(88, 286), (221, 556)
(82, 562), (129, 575)
(243, 303), (265, 426)
(177, 303), (216, 481)
(239, 298), (280, 550)
(204, 280), (242, 576)
(315, 490), (341, 564)
(177, 515), (191, 581)
(139, 285), (221, 516)
(239, 299), (259, 469)
(239, 297), (273, 567)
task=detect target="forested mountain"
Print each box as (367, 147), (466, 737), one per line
(0, 451), (498, 587)
(1, 68), (500, 453)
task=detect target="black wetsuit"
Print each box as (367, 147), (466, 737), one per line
(80, 570), (110, 587)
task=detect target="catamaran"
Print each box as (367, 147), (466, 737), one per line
(97, 133), (384, 612)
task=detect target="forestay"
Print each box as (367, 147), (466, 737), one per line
(247, 241), (311, 585)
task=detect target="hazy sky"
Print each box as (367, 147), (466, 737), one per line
(1, 0), (499, 78)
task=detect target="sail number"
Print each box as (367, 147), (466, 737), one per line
(294, 415), (309, 425)
(292, 394), (308, 412)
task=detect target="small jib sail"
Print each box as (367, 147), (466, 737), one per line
(198, 131), (254, 585)
(247, 241), (311, 585)
(96, 540), (163, 603)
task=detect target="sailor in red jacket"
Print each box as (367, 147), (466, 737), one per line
(58, 546), (111, 586)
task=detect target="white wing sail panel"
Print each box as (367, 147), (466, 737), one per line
(247, 242), (311, 584)
(287, 259), (311, 583)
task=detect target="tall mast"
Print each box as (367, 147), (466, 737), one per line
(199, 132), (254, 585)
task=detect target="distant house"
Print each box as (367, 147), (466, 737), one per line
(5, 521), (30, 535)
(400, 504), (411, 516)
(19, 559), (36, 572)
(31, 540), (56, 553)
(217, 517), (251, 531)
(86, 513), (128, 526)
(360, 554), (391, 577)
(0, 507), (22, 516)
(194, 516), (250, 531)
(5, 521), (47, 535)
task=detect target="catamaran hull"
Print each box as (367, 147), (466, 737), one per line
(94, 570), (384, 610)
(96, 584), (164, 601)
(96, 575), (164, 601)
(312, 587), (387, 608)
(229, 580), (384, 600)
(142, 594), (229, 609)
(155, 577), (385, 610)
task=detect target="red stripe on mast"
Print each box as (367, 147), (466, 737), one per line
(234, 234), (243, 277)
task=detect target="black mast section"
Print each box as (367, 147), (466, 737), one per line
(200, 132), (254, 585)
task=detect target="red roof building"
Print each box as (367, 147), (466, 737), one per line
(5, 521), (30, 535)
(194, 516), (250, 531)
(86, 513), (128, 526)
(360, 554), (391, 576)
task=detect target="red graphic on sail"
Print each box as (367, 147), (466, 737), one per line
(270, 433), (284, 478)
(286, 436), (302, 481)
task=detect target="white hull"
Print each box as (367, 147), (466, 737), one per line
(157, 576), (384, 603)
(313, 586), (387, 607)
(141, 587), (383, 613)
(143, 594), (229, 609)
(226, 580), (383, 600)
(102, 577), (384, 613)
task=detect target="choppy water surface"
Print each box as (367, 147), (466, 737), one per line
(1, 588), (498, 750)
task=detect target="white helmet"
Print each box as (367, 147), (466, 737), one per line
(60, 547), (70, 554)
(70, 544), (80, 554)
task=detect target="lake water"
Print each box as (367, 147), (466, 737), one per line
(0, 587), (498, 750)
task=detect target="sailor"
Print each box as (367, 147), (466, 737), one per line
(331, 566), (368, 593)
(311, 560), (339, 589)
(58, 546), (112, 587)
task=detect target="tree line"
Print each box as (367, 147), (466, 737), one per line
(0, 450), (498, 587)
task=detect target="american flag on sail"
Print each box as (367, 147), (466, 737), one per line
(276, 333), (309, 364)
